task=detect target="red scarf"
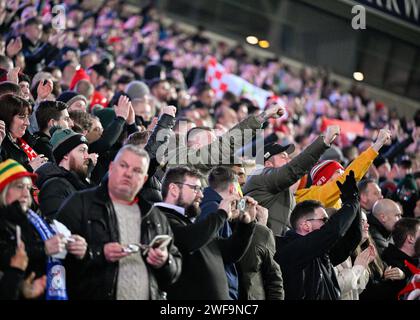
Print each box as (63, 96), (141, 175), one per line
(18, 138), (38, 161)
(398, 260), (420, 299)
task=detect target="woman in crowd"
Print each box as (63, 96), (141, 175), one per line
(0, 159), (87, 299)
(0, 94), (46, 171)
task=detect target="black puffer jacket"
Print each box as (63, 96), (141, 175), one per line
(36, 162), (91, 218)
(56, 180), (182, 300)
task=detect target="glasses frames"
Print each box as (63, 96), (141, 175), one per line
(174, 182), (203, 193)
(306, 217), (329, 223)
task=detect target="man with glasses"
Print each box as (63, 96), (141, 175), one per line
(274, 171), (362, 300)
(155, 166), (257, 300)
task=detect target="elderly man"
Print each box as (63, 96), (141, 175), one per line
(57, 145), (181, 300)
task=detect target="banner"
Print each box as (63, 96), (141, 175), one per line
(206, 57), (272, 109)
(321, 117), (365, 136)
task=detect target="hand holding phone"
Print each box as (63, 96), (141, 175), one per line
(123, 244), (140, 254)
(142, 235), (172, 256)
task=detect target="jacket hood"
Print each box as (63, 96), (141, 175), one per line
(35, 162), (90, 191)
(35, 162), (69, 188)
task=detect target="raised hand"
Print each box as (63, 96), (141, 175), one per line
(160, 105), (177, 118)
(114, 95), (130, 120)
(6, 37), (22, 58)
(372, 128), (391, 152)
(37, 79), (54, 101)
(219, 194), (240, 220)
(324, 125), (340, 146)
(147, 116), (158, 131)
(354, 246), (374, 268)
(88, 153), (99, 166)
(336, 170), (359, 202)
(7, 66), (20, 84)
(239, 196), (258, 224)
(263, 100), (286, 120)
(126, 103), (135, 125)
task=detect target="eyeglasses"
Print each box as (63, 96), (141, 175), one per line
(306, 217), (329, 223)
(174, 182), (203, 193)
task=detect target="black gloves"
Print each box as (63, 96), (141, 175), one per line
(336, 170), (359, 203)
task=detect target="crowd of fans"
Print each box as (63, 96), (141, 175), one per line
(0, 0), (419, 301)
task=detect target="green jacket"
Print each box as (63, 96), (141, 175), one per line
(238, 223), (284, 300)
(165, 115), (263, 187)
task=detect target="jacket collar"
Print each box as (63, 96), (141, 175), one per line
(202, 187), (223, 203)
(156, 205), (192, 223)
(368, 213), (392, 238)
(0, 201), (28, 225)
(94, 177), (152, 216)
(384, 243), (418, 264)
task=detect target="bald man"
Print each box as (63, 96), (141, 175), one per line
(368, 199), (403, 255)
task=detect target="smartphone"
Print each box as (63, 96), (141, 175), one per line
(149, 235), (172, 249)
(142, 235), (172, 256)
(237, 198), (247, 214)
(16, 225), (21, 247)
(123, 244), (140, 254)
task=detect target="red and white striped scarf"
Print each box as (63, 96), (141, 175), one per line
(18, 138), (38, 161)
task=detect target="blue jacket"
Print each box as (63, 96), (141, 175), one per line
(199, 187), (239, 300)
